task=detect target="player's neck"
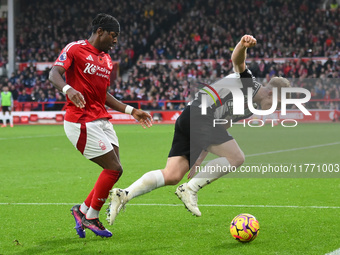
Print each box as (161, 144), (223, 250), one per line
(88, 35), (100, 51)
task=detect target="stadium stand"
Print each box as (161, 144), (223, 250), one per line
(0, 0), (338, 111)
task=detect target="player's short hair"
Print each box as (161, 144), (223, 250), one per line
(267, 76), (291, 99)
(92, 13), (120, 34)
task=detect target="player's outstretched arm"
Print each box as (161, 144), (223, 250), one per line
(49, 66), (86, 108)
(231, 35), (257, 73)
(106, 93), (152, 129)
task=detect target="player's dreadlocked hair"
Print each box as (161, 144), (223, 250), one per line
(91, 13), (120, 33)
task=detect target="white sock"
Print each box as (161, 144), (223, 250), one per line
(80, 202), (89, 214)
(2, 113), (6, 126)
(9, 114), (13, 126)
(188, 157), (231, 192)
(86, 206), (99, 219)
(126, 170), (164, 201)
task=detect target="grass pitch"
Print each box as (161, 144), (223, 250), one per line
(0, 123), (339, 255)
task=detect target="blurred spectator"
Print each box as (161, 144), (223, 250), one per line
(17, 89), (32, 102)
(34, 92), (48, 111)
(146, 99), (161, 110)
(9, 83), (19, 100)
(45, 91), (57, 111)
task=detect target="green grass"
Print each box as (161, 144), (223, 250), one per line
(0, 123), (340, 255)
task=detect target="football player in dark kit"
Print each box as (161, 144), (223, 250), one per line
(107, 35), (290, 224)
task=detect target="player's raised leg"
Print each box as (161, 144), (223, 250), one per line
(177, 139), (245, 216)
(107, 156), (189, 225)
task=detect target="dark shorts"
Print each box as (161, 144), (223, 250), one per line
(2, 106), (11, 113)
(168, 105), (233, 168)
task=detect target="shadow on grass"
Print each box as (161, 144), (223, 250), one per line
(10, 236), (108, 255)
(214, 239), (263, 252)
(10, 235), (174, 255)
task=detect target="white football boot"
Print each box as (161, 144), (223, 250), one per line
(106, 188), (128, 225)
(175, 183), (201, 217)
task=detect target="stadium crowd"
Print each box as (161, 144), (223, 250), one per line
(0, 0), (339, 111)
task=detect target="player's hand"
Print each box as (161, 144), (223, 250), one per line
(241, 35), (257, 48)
(132, 109), (153, 129)
(66, 88), (86, 108)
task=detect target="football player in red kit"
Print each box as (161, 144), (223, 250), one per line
(49, 13), (152, 238)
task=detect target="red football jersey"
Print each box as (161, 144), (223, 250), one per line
(54, 40), (113, 123)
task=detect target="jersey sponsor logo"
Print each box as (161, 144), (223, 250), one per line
(99, 140), (107, 150)
(86, 55), (94, 61)
(59, 52), (67, 61)
(84, 63), (98, 74)
(55, 61), (64, 66)
(83, 63), (111, 75)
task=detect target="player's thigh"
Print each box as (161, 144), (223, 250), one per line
(162, 156), (189, 185)
(89, 120), (121, 170)
(2, 106), (8, 115)
(102, 120), (119, 149)
(91, 144), (122, 171)
(207, 139), (245, 167)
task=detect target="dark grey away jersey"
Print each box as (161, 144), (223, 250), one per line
(191, 69), (262, 121)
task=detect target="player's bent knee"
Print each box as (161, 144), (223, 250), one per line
(227, 152), (245, 168)
(234, 152), (245, 167)
(113, 164), (123, 173)
(165, 177), (181, 186)
(162, 171), (183, 185)
(102, 161), (123, 172)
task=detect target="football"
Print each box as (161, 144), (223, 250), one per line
(230, 213), (260, 242)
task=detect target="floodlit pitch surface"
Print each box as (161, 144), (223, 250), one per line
(0, 123), (339, 254)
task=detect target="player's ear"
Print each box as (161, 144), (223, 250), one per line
(97, 27), (104, 36)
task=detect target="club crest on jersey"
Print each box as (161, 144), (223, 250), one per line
(98, 55), (104, 65)
(59, 52), (67, 61)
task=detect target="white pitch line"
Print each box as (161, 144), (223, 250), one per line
(246, 142), (340, 157)
(326, 248), (340, 255)
(0, 134), (64, 140)
(0, 203), (339, 209)
(199, 142), (340, 165)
